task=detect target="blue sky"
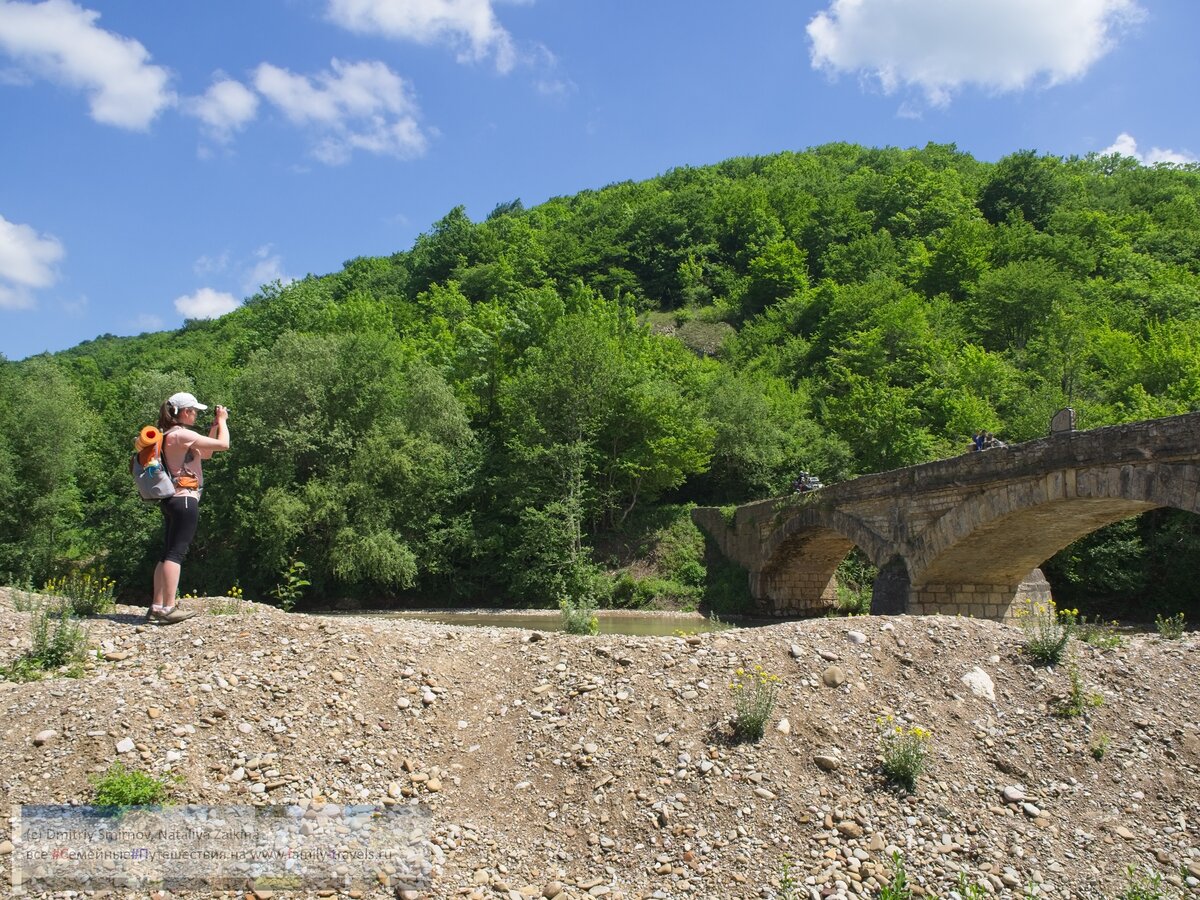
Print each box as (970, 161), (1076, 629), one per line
(1, 0), (1197, 360)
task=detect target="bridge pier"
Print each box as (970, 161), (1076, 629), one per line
(749, 569), (838, 616)
(898, 568), (1052, 621)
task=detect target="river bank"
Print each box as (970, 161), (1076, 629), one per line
(1, 587), (1198, 898)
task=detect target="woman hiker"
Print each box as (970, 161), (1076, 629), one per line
(148, 391), (230, 625)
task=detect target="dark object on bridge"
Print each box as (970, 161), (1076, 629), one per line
(1051, 407), (1076, 435)
(977, 431), (1006, 450)
(792, 472), (823, 493)
(969, 430), (1008, 451)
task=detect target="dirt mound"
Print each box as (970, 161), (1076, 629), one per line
(1, 588), (1197, 899)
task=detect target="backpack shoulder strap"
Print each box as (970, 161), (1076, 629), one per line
(160, 426), (178, 476)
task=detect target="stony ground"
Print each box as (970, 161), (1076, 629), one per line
(1, 587), (1198, 900)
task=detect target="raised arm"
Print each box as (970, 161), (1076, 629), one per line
(197, 405), (230, 459)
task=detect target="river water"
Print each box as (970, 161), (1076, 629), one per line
(314, 609), (771, 637)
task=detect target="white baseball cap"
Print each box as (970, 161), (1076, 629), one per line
(167, 391), (208, 411)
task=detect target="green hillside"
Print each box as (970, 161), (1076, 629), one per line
(3, 142), (1199, 617)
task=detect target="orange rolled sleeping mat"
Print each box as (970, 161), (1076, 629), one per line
(134, 425), (162, 466)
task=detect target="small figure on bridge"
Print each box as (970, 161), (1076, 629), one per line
(792, 472), (823, 493)
(981, 431), (1007, 450)
(970, 431), (985, 452)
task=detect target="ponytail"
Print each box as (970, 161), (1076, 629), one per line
(157, 401), (184, 432)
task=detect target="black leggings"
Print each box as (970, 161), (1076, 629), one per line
(160, 496), (200, 565)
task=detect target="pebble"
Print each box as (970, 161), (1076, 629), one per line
(776, 717), (791, 735)
(32, 729), (57, 747)
(846, 631), (867, 644)
(822, 666), (846, 688)
(836, 821), (863, 838)
(961, 666), (995, 701)
(814, 754), (841, 772)
(115, 738), (136, 754)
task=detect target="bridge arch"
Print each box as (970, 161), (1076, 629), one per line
(904, 462), (1199, 617)
(754, 506), (889, 616)
(911, 462), (1198, 586)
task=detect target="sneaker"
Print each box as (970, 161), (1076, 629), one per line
(148, 606), (198, 626)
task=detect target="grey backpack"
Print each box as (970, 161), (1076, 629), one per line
(130, 428), (176, 502)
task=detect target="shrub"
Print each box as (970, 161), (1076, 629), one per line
(878, 851), (912, 900)
(12, 587), (35, 612)
(209, 583), (253, 616)
(1015, 599), (1075, 665)
(1091, 733), (1110, 760)
(706, 610), (736, 631)
(1, 604), (89, 682)
(653, 516), (707, 586)
(1054, 661), (1103, 718)
(730, 664), (780, 742)
(91, 762), (172, 808)
(701, 553), (756, 616)
(1117, 864), (1167, 900)
(955, 872), (989, 900)
(877, 715), (931, 791)
(559, 595), (599, 635)
(831, 552), (876, 616)
(718, 505), (737, 529)
(270, 555), (310, 612)
(1154, 612), (1186, 640)
(777, 853), (797, 899)
(42, 570), (117, 616)
(1078, 616), (1125, 650)
(609, 573), (699, 610)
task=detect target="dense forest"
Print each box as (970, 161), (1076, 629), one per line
(2, 143), (1199, 619)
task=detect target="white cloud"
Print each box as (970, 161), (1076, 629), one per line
(184, 75), (259, 142)
(193, 251), (230, 276)
(0, 284), (32, 309)
(327, 0), (516, 73)
(253, 58), (428, 164)
(0, 0), (173, 129)
(174, 287), (238, 320)
(0, 212), (64, 309)
(242, 245), (293, 294)
(1102, 132), (1196, 166)
(807, 0), (1144, 108)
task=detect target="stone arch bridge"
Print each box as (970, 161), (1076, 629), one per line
(692, 412), (1200, 620)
